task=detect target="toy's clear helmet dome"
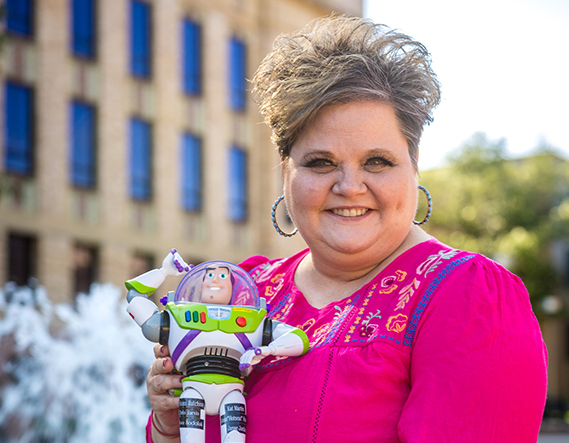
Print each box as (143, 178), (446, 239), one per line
(174, 260), (260, 308)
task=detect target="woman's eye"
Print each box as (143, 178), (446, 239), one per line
(364, 157), (393, 171)
(304, 158), (336, 172)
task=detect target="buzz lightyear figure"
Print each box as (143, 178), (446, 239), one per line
(126, 249), (309, 443)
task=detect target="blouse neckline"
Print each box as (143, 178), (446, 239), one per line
(281, 237), (440, 313)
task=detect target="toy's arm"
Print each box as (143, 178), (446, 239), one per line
(239, 321), (309, 372)
(126, 248), (191, 294)
(126, 249), (191, 342)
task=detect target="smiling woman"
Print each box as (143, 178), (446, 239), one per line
(145, 15), (547, 443)
(284, 101), (422, 301)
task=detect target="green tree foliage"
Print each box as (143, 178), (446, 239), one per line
(419, 133), (569, 316)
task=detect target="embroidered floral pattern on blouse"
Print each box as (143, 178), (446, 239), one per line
(311, 299), (358, 348)
(344, 248), (467, 345)
(395, 278), (420, 310)
(250, 262), (273, 281)
(416, 250), (458, 277)
(378, 270), (407, 294)
(254, 247), (474, 359)
(359, 309), (382, 338)
(403, 254), (475, 347)
(386, 314), (408, 333)
(268, 292), (291, 320)
(344, 285), (376, 343)
(264, 273), (286, 298)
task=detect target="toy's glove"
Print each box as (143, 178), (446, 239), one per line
(239, 344), (276, 375)
(160, 249), (192, 277)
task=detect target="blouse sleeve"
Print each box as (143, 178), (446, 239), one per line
(238, 255), (270, 273)
(398, 258), (548, 443)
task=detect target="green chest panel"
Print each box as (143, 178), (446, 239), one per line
(166, 302), (266, 333)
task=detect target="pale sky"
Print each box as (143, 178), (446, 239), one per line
(364, 0), (569, 170)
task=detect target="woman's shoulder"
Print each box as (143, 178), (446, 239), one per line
(378, 238), (538, 349)
(422, 238), (526, 292)
(413, 237), (522, 284)
(408, 238), (536, 331)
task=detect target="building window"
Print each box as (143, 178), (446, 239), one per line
(6, 0), (33, 37)
(229, 37), (246, 111)
(182, 18), (201, 95)
(73, 243), (98, 296)
(181, 133), (202, 212)
(70, 101), (97, 188)
(5, 82), (34, 175)
(130, 118), (152, 201)
(228, 146), (247, 222)
(130, 252), (154, 278)
(7, 233), (36, 286)
(130, 0), (151, 79)
(71, 0), (96, 59)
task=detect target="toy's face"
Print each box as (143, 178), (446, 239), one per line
(175, 260), (260, 307)
(202, 266), (232, 304)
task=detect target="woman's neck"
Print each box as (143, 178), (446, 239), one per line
(294, 226), (431, 309)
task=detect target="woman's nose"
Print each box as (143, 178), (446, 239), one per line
(332, 168), (367, 197)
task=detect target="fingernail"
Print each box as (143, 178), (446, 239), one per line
(160, 345), (165, 355)
(162, 358), (168, 369)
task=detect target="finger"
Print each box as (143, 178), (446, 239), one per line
(149, 356), (176, 378)
(150, 391), (181, 413)
(148, 371), (183, 395)
(153, 344), (170, 359)
(147, 359), (183, 395)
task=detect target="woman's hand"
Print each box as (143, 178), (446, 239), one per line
(147, 344), (183, 440)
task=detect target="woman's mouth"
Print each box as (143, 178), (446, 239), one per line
(331, 208), (369, 217)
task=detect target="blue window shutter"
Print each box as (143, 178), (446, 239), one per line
(5, 83), (33, 175)
(71, 101), (96, 188)
(229, 37), (246, 111)
(72, 0), (96, 58)
(6, 0), (33, 36)
(228, 146), (247, 222)
(130, 118), (152, 200)
(182, 19), (201, 95)
(131, 1), (151, 78)
(181, 133), (202, 211)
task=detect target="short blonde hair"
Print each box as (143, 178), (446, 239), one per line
(252, 15), (441, 171)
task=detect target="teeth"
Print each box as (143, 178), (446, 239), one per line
(332, 208), (368, 217)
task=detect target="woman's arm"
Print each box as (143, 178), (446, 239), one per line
(146, 344), (183, 443)
(398, 259), (548, 442)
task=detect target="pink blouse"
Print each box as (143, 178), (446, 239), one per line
(149, 238), (548, 442)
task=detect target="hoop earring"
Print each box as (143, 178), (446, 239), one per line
(414, 185), (432, 225)
(271, 195), (298, 237)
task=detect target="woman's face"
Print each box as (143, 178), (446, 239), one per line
(283, 100), (418, 265)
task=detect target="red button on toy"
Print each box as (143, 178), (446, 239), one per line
(236, 316), (247, 327)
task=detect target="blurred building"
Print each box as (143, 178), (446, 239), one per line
(0, 0), (362, 302)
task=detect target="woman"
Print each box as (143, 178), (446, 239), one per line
(147, 15), (547, 442)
